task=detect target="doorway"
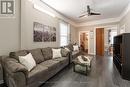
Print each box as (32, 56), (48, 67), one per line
(79, 31), (89, 53)
(107, 29), (117, 55)
(96, 28), (104, 56)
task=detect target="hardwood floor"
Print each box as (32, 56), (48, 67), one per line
(41, 55), (130, 87)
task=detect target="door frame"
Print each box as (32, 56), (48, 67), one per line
(94, 25), (118, 55)
(79, 31), (90, 54)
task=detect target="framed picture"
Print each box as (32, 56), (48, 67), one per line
(33, 22), (56, 42)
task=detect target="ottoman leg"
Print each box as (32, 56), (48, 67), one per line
(86, 65), (88, 75)
(73, 64), (76, 72)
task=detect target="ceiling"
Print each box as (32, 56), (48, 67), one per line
(41, 0), (130, 23)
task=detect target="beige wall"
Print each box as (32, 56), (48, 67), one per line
(70, 25), (78, 43)
(0, 0), (20, 55)
(0, 0), (77, 56)
(0, 0), (129, 56)
(21, 0), (77, 50)
(21, 0), (59, 49)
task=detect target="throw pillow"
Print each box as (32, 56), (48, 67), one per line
(19, 53), (36, 71)
(73, 45), (79, 51)
(52, 49), (62, 59)
(61, 48), (70, 57)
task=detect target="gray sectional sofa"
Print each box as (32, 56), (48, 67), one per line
(2, 44), (80, 87)
(66, 44), (80, 63)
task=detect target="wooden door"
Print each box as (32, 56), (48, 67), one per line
(96, 28), (104, 56)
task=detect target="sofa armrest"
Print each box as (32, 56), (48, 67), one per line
(7, 72), (27, 87)
(2, 57), (28, 87)
(2, 57), (28, 76)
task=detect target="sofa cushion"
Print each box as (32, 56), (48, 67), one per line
(53, 57), (69, 63)
(41, 47), (52, 60)
(9, 50), (28, 60)
(28, 65), (48, 84)
(28, 48), (44, 64)
(40, 60), (60, 70)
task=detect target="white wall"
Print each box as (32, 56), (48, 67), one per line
(0, 0), (20, 55)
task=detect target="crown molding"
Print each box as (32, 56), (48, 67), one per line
(76, 17), (120, 27)
(118, 2), (130, 21)
(40, 0), (77, 27)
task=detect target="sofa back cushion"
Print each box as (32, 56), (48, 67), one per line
(61, 48), (70, 57)
(66, 44), (73, 51)
(28, 48), (44, 64)
(41, 47), (52, 60)
(9, 50), (28, 60)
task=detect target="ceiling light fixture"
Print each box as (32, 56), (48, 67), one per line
(33, 4), (56, 18)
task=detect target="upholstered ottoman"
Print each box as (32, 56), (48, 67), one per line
(72, 55), (92, 75)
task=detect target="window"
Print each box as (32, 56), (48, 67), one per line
(60, 21), (70, 46)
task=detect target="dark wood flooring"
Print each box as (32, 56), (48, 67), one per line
(41, 55), (130, 87)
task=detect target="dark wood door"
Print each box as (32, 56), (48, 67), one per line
(96, 28), (104, 56)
